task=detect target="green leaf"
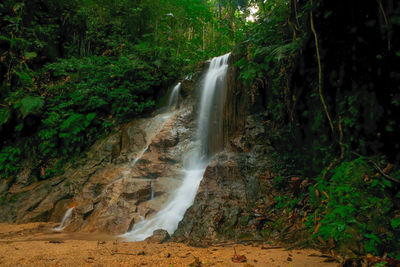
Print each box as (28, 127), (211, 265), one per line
(60, 113), (85, 134)
(86, 113), (96, 122)
(24, 51), (37, 60)
(391, 218), (400, 229)
(0, 108), (11, 127)
(20, 96), (44, 118)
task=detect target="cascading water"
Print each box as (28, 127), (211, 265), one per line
(150, 181), (154, 200)
(167, 82), (181, 110)
(122, 53), (230, 241)
(130, 146), (149, 168)
(53, 207), (75, 231)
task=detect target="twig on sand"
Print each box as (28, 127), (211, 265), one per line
(97, 242), (136, 256)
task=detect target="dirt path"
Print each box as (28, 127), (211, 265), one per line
(0, 223), (338, 267)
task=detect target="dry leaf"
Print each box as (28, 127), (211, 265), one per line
(317, 236), (326, 245)
(189, 256), (202, 267)
(313, 222), (321, 234)
(232, 248), (247, 263)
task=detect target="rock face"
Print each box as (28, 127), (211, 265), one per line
(0, 94), (197, 235)
(144, 229), (170, 243)
(172, 58), (283, 244)
(173, 111), (280, 245)
(67, 106), (196, 234)
(0, 55), (282, 245)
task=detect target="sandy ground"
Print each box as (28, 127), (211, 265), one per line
(0, 223), (339, 267)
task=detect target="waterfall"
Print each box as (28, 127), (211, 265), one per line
(167, 82), (181, 110)
(122, 53), (230, 241)
(196, 53), (230, 159)
(53, 207), (75, 231)
(150, 181), (154, 200)
(130, 146), (149, 168)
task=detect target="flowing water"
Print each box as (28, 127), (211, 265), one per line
(167, 82), (181, 110)
(53, 207), (75, 231)
(130, 146), (149, 168)
(122, 53), (230, 241)
(150, 181), (154, 200)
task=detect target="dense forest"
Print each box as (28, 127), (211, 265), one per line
(1, 0), (400, 264)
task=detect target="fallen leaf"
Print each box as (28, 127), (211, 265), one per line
(315, 189), (320, 198)
(328, 238), (335, 248)
(317, 236), (326, 245)
(232, 248), (247, 263)
(232, 254), (247, 263)
(313, 222), (321, 234)
(189, 256), (202, 267)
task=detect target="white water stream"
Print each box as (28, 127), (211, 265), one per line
(122, 53), (230, 241)
(167, 82), (181, 110)
(53, 207), (74, 231)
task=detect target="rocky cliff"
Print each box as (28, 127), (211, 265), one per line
(173, 57), (289, 245)
(0, 56), (288, 243)
(0, 83), (199, 234)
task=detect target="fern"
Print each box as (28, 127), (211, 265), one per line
(0, 108), (11, 128)
(19, 96), (44, 118)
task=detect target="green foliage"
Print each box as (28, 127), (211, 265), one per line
(19, 96), (44, 119)
(0, 146), (21, 177)
(275, 194), (301, 211)
(0, 108), (11, 128)
(391, 218), (400, 229)
(307, 158), (400, 256)
(0, 0), (237, 178)
(273, 176), (287, 190)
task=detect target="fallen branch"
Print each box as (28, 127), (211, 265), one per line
(98, 243), (137, 256)
(351, 151), (400, 184)
(260, 246), (284, 250)
(367, 160), (400, 184)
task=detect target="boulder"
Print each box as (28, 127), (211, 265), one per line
(145, 229), (170, 243)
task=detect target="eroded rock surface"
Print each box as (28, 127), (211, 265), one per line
(144, 229), (170, 243)
(173, 112), (281, 245)
(0, 97), (197, 235)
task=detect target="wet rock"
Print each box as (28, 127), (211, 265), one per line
(65, 105), (195, 234)
(145, 229), (170, 243)
(102, 134), (121, 162)
(50, 199), (73, 222)
(0, 103), (194, 229)
(173, 112), (278, 245)
(173, 152), (249, 244)
(121, 123), (146, 153)
(181, 79), (194, 97)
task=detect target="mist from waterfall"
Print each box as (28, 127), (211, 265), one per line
(122, 53), (230, 241)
